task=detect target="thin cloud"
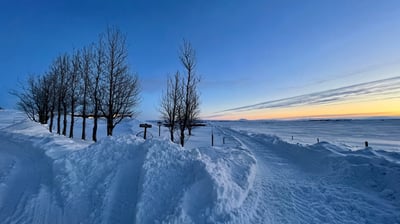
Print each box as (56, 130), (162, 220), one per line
(219, 76), (400, 113)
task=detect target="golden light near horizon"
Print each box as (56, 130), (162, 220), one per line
(208, 75), (400, 120)
(213, 96), (400, 120)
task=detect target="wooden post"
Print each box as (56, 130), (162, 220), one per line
(157, 121), (162, 137)
(211, 127), (214, 146)
(139, 123), (152, 139)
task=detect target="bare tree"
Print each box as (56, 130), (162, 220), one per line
(36, 74), (51, 124)
(47, 69), (58, 133)
(100, 26), (140, 136)
(159, 40), (201, 146)
(68, 50), (81, 138)
(53, 54), (71, 136)
(160, 71), (183, 142)
(79, 45), (93, 140)
(178, 40), (200, 146)
(91, 38), (105, 142)
(11, 74), (52, 124)
(11, 75), (39, 122)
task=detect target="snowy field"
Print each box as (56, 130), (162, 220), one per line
(0, 109), (399, 223)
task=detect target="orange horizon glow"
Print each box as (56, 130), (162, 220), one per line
(207, 97), (400, 120)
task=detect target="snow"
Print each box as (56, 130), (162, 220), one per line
(0, 109), (399, 223)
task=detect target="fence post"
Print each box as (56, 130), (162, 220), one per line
(211, 127), (214, 146)
(157, 121), (162, 137)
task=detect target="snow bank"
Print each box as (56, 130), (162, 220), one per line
(244, 131), (400, 223)
(137, 143), (256, 223)
(0, 110), (257, 223)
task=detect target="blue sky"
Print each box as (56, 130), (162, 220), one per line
(1, 0), (400, 120)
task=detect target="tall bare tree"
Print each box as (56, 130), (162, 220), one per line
(68, 50), (81, 138)
(160, 40), (200, 146)
(91, 38), (105, 141)
(47, 69), (58, 133)
(100, 26), (140, 136)
(160, 71), (182, 142)
(79, 45), (93, 140)
(52, 54), (71, 135)
(178, 40), (200, 146)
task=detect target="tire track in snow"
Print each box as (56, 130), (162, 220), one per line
(219, 127), (399, 224)
(0, 136), (62, 224)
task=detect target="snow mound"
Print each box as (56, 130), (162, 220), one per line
(70, 136), (257, 223)
(0, 111), (256, 224)
(137, 143), (256, 223)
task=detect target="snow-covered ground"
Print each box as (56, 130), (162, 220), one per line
(0, 109), (399, 223)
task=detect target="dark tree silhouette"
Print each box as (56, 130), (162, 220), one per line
(69, 50), (81, 138)
(160, 71), (183, 142)
(79, 45), (93, 140)
(91, 38), (105, 142)
(12, 26), (141, 141)
(160, 40), (201, 146)
(178, 40), (200, 146)
(100, 27), (140, 136)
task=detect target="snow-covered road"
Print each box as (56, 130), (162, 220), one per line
(220, 127), (400, 224)
(0, 136), (62, 224)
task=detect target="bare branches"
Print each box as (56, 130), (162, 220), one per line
(160, 71), (183, 143)
(100, 27), (140, 136)
(12, 26), (141, 140)
(160, 40), (201, 146)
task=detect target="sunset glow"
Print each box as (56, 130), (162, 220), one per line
(210, 95), (400, 120)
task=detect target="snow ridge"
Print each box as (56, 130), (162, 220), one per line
(0, 111), (256, 223)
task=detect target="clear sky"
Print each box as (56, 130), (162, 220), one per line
(1, 0), (400, 120)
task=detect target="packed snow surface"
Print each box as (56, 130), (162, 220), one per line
(0, 109), (399, 223)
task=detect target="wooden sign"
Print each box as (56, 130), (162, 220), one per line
(139, 123), (152, 139)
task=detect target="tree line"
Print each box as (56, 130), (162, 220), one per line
(12, 27), (140, 141)
(12, 27), (201, 146)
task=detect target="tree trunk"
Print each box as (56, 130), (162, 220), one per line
(69, 102), (74, 138)
(92, 114), (98, 142)
(81, 89), (87, 140)
(82, 115), (86, 140)
(188, 126), (192, 136)
(107, 117), (113, 136)
(57, 104), (61, 134)
(69, 98), (75, 138)
(170, 128), (174, 142)
(180, 128), (185, 147)
(62, 103), (67, 136)
(49, 110), (54, 132)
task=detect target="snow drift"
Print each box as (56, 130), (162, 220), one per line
(0, 110), (256, 223)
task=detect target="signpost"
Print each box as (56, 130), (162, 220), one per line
(139, 123), (152, 139)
